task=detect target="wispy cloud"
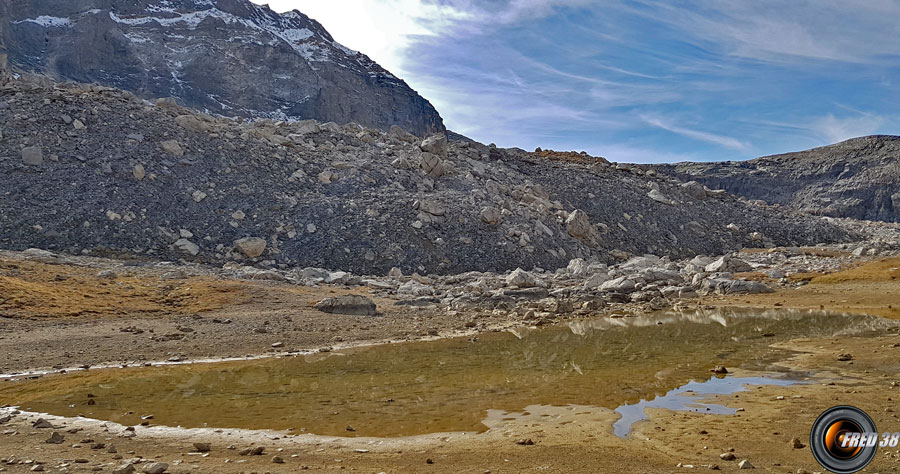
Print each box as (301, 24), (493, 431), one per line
(254, 0), (900, 162)
(810, 114), (886, 144)
(641, 115), (749, 150)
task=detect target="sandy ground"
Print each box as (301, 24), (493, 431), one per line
(2, 252), (900, 473)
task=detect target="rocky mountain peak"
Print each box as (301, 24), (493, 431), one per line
(0, 0), (445, 135)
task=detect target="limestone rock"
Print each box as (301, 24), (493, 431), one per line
(314, 295), (377, 316)
(174, 238), (199, 256)
(565, 210), (592, 239)
(234, 237), (267, 258)
(420, 134), (448, 157)
(142, 462), (168, 474)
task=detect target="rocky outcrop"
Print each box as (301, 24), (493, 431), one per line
(654, 136), (900, 222)
(0, 0), (444, 136)
(0, 75), (852, 275)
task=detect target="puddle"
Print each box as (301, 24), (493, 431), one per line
(613, 375), (801, 437)
(0, 308), (894, 437)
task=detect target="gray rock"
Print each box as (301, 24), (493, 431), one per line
(420, 134), (448, 157)
(647, 188), (674, 205)
(192, 442), (211, 452)
(565, 210), (592, 239)
(112, 463), (135, 474)
(506, 268), (538, 288)
(314, 295), (377, 316)
(397, 280), (434, 296)
(738, 459), (754, 469)
(480, 207), (501, 225)
(705, 255), (753, 273)
(45, 431), (65, 444)
(234, 237), (267, 258)
(142, 463), (168, 474)
(599, 276), (636, 292)
(173, 238), (200, 256)
(160, 140), (184, 156)
(21, 146), (43, 165)
(680, 181), (707, 200)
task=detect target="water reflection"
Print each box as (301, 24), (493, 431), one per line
(0, 308), (894, 437)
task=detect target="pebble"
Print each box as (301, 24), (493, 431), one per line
(192, 442), (211, 452)
(45, 432), (65, 444)
(738, 460), (754, 469)
(719, 453), (735, 461)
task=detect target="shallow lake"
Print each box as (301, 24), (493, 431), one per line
(1, 308), (894, 437)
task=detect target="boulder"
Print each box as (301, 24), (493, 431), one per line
(599, 276), (636, 292)
(234, 237), (267, 258)
(480, 207), (502, 225)
(647, 188), (674, 205)
(160, 140), (184, 156)
(705, 255), (753, 273)
(142, 463), (168, 474)
(173, 238), (199, 256)
(565, 209), (591, 239)
(314, 295), (377, 316)
(506, 268), (538, 288)
(680, 181), (707, 200)
(420, 152), (445, 178)
(397, 280), (434, 296)
(420, 134), (448, 157)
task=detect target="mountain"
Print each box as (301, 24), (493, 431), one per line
(654, 136), (900, 222)
(0, 74), (850, 274)
(0, 0), (444, 136)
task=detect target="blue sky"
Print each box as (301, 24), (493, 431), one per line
(252, 0), (900, 163)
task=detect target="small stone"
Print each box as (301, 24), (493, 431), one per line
(73, 119), (85, 130)
(515, 438), (535, 445)
(231, 210), (245, 221)
(112, 464), (135, 474)
(192, 442), (211, 452)
(738, 460), (754, 469)
(719, 453), (735, 461)
(272, 456), (285, 464)
(710, 366), (728, 374)
(133, 164), (146, 181)
(790, 438), (805, 449)
(45, 431), (65, 444)
(21, 146), (44, 165)
(32, 418), (53, 429)
(160, 140), (184, 156)
(307, 223), (317, 233)
(837, 353), (853, 361)
(97, 269), (117, 279)
(142, 462), (168, 474)
(271, 342), (284, 348)
(30, 465), (44, 472)
(191, 190), (207, 202)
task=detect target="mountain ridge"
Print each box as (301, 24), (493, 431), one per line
(0, 0), (445, 135)
(653, 135), (900, 222)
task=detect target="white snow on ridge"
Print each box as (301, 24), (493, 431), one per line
(13, 16), (73, 27)
(280, 28), (314, 42)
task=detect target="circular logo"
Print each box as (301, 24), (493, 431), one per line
(810, 406), (878, 473)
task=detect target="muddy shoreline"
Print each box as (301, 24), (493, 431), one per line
(2, 249), (900, 472)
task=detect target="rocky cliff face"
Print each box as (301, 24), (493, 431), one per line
(0, 0), (444, 136)
(0, 74), (851, 275)
(654, 136), (900, 222)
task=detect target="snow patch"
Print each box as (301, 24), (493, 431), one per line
(13, 16), (73, 27)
